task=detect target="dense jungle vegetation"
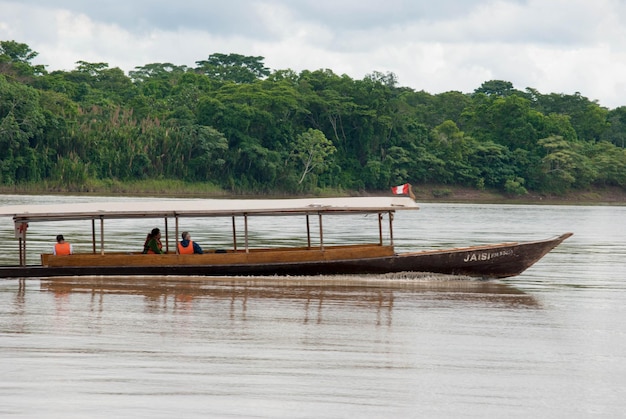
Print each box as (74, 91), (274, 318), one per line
(1, 40), (625, 196)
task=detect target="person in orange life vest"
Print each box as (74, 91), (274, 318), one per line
(178, 231), (203, 254)
(53, 234), (73, 255)
(143, 228), (164, 254)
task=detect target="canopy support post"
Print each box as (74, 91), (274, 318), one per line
(18, 237), (24, 267)
(388, 211), (394, 247)
(378, 213), (383, 245)
(91, 219), (96, 254)
(14, 221), (28, 266)
(175, 216), (179, 254)
(318, 213), (324, 251)
(164, 217), (169, 253)
(244, 214), (249, 253)
(99, 217), (105, 255)
(232, 216), (237, 251)
(306, 214), (311, 249)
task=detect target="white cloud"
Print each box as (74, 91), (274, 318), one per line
(1, 0), (626, 107)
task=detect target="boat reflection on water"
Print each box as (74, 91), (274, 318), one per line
(39, 273), (539, 323)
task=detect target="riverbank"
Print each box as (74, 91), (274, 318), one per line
(407, 185), (626, 205)
(0, 181), (624, 205)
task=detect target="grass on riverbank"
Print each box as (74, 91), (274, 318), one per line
(0, 179), (226, 198)
(0, 180), (624, 205)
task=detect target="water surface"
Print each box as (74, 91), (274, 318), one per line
(1, 195), (625, 418)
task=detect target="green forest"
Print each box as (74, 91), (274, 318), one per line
(1, 40), (625, 196)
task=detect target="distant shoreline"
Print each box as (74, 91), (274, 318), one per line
(0, 183), (624, 205)
(406, 185), (626, 205)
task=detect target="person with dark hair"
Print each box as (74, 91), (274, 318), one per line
(53, 234), (73, 255)
(177, 231), (203, 254)
(143, 228), (164, 254)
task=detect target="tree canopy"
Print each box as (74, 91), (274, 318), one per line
(1, 40), (625, 195)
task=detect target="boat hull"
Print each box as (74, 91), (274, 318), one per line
(0, 233), (572, 279)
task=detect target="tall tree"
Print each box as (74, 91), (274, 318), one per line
(0, 40), (46, 76)
(290, 128), (336, 186)
(195, 53), (270, 83)
(603, 106), (626, 148)
(0, 75), (45, 182)
(474, 80), (516, 97)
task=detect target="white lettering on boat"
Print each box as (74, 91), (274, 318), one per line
(463, 249), (514, 262)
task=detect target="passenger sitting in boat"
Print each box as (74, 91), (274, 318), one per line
(178, 231), (203, 254)
(143, 228), (164, 254)
(53, 234), (73, 255)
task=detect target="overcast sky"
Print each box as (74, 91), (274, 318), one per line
(2, 0), (626, 108)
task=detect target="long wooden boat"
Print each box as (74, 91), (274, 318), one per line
(0, 197), (572, 279)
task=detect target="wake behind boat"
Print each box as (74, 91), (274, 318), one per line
(0, 197), (572, 279)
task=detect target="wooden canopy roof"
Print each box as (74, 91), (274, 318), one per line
(0, 197), (419, 223)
